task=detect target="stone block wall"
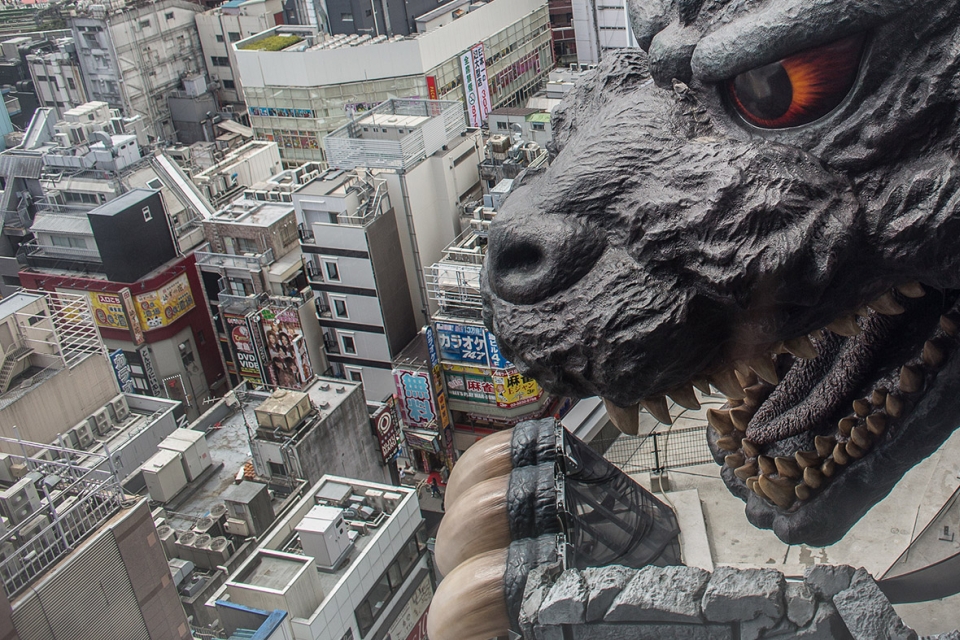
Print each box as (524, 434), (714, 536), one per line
(520, 563), (960, 640)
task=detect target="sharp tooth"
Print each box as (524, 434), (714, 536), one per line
(775, 456), (802, 479)
(846, 441), (866, 459)
(734, 369), (757, 388)
(856, 306), (871, 318)
(717, 435), (739, 451)
(784, 336), (818, 360)
(667, 384), (700, 411)
(803, 466), (824, 489)
(746, 476), (759, 492)
(809, 329), (825, 341)
(744, 384), (770, 408)
(747, 357), (779, 385)
(885, 393), (904, 418)
(742, 439), (761, 458)
(692, 378), (713, 394)
(871, 388), (888, 406)
(815, 435), (836, 458)
(827, 315), (861, 337)
(795, 450), (821, 468)
(897, 281), (925, 298)
(868, 292), (905, 315)
(821, 458), (837, 477)
(851, 426), (872, 449)
(752, 478), (768, 499)
(923, 340), (946, 369)
(640, 396), (673, 425)
(899, 365), (923, 393)
(734, 461), (758, 480)
(852, 399), (870, 417)
(724, 453), (746, 468)
(758, 475), (796, 509)
(866, 414), (887, 436)
(795, 483), (812, 501)
(838, 417), (856, 436)
(603, 399), (640, 435)
(833, 442), (850, 465)
(941, 315), (959, 337)
(758, 455), (776, 476)
(710, 370), (746, 399)
(707, 408), (735, 436)
(729, 406), (752, 432)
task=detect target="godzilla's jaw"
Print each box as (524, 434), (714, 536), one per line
(701, 283), (960, 545)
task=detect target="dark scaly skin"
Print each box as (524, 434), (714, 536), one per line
(480, 0), (960, 545)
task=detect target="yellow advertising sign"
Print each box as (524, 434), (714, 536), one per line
(493, 369), (542, 409)
(134, 273), (195, 330)
(88, 291), (128, 330)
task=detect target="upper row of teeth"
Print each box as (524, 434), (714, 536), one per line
(605, 283), (928, 431)
(711, 285), (960, 511)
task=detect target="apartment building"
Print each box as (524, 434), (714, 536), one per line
(571, 0), (637, 65)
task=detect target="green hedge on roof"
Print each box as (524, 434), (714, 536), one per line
(240, 35), (303, 51)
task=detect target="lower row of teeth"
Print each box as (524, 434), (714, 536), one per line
(708, 294), (958, 511)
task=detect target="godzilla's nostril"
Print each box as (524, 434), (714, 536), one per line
(495, 241), (542, 275)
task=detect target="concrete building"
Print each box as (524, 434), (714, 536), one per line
(18, 190), (227, 418)
(25, 39), (89, 117)
(210, 475), (430, 640)
(549, 0), (577, 65)
(327, 0), (448, 37)
(68, 0), (209, 143)
(572, 0), (636, 66)
(246, 379), (391, 486)
(233, 0), (553, 165)
(195, 0), (285, 115)
(190, 140), (284, 209)
(486, 106), (552, 147)
(0, 102), (216, 298)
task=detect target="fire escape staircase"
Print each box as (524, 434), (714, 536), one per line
(0, 346), (34, 394)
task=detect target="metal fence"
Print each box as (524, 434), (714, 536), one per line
(601, 425), (715, 475)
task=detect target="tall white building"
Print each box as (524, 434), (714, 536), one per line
(572, 0), (637, 65)
(68, 0), (208, 143)
(25, 40), (89, 117)
(233, 0), (553, 165)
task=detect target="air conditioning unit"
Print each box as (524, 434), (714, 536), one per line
(223, 517), (249, 537)
(70, 422), (95, 449)
(89, 408), (111, 435)
(108, 394), (129, 423)
(0, 478), (40, 526)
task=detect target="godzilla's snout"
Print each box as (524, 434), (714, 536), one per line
(484, 188), (606, 305)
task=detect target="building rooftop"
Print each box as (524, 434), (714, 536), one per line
(0, 291), (42, 319)
(209, 198), (294, 227)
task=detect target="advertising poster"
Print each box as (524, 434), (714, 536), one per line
(134, 273), (195, 330)
(394, 369), (438, 428)
(470, 43), (492, 120)
(224, 312), (265, 384)
(260, 305), (314, 389)
(493, 368), (543, 409)
(373, 397), (401, 462)
(89, 292), (128, 330)
(385, 573), (433, 640)
(435, 321), (506, 367)
(426, 76), (439, 100)
(443, 364), (496, 405)
(460, 49), (481, 127)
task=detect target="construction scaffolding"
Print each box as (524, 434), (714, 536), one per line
(18, 289), (107, 369)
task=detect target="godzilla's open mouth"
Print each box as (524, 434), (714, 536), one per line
(702, 282), (960, 514)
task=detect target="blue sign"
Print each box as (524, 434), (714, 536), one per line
(109, 349), (134, 394)
(424, 325), (439, 368)
(434, 321), (508, 369)
(486, 331), (506, 369)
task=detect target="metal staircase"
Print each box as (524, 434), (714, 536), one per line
(0, 346), (33, 394)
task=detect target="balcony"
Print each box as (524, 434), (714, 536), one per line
(17, 239), (104, 273)
(194, 242), (275, 272)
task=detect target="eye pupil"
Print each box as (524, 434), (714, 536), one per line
(732, 62), (794, 121)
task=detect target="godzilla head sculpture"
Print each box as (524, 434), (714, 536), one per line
(482, 0), (960, 547)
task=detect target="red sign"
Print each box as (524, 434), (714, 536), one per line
(405, 609), (429, 640)
(426, 76), (439, 100)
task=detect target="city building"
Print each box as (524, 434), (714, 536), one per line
(233, 0), (553, 165)
(571, 0), (637, 66)
(25, 38), (89, 117)
(549, 0), (577, 65)
(0, 442), (190, 638)
(18, 190), (226, 418)
(246, 379), (391, 486)
(194, 0), (285, 116)
(189, 139), (284, 208)
(328, 0), (452, 37)
(67, 0), (210, 143)
(0, 101), (215, 298)
(193, 188), (323, 389)
(486, 106), (552, 146)
(209, 474), (430, 640)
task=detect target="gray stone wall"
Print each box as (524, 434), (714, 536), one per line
(521, 563), (959, 640)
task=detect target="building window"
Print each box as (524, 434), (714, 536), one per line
(164, 11), (174, 19)
(268, 461), (287, 476)
(227, 278), (252, 297)
(496, 121), (508, 130)
(340, 333), (356, 355)
(49, 235), (87, 249)
(347, 369), (363, 384)
(215, 34), (224, 42)
(67, 77), (76, 90)
(178, 340), (195, 367)
(222, 79), (235, 89)
(139, 19), (150, 28)
(228, 31), (241, 42)
(532, 122), (546, 131)
(63, 191), (102, 205)
(341, 12), (353, 21)
(211, 56), (231, 67)
(146, 178), (164, 189)
(354, 529), (425, 636)
(234, 237), (259, 254)
(142, 206), (152, 222)
(331, 296), (348, 319)
(323, 260), (340, 282)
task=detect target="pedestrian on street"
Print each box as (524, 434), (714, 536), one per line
(429, 476), (441, 499)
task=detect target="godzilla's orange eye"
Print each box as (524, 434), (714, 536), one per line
(727, 34), (866, 129)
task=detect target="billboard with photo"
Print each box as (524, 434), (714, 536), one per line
(224, 312), (265, 385)
(259, 305), (314, 390)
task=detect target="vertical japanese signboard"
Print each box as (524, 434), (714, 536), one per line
(225, 312), (265, 384)
(373, 397), (401, 462)
(109, 349), (134, 393)
(426, 76), (439, 100)
(471, 43), (492, 119)
(460, 44), (491, 127)
(394, 370), (437, 428)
